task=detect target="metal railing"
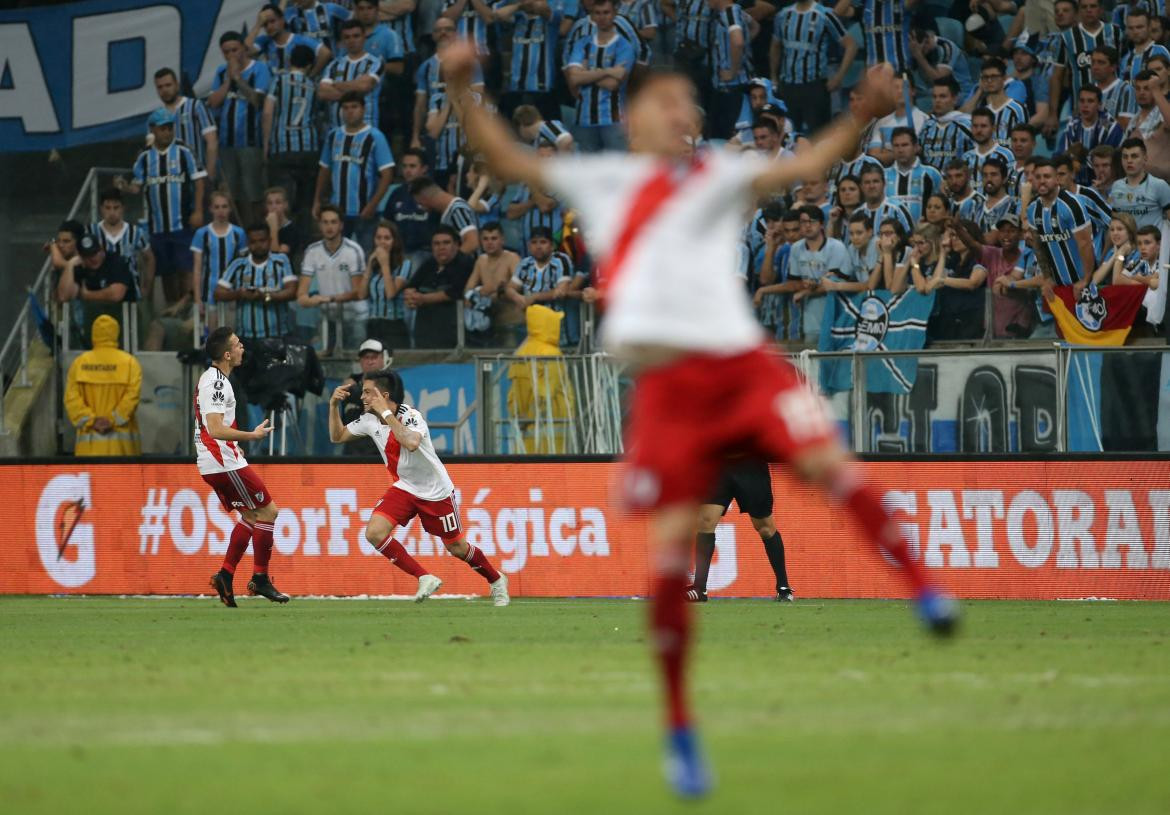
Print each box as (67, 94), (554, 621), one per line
(1, 167), (131, 435)
(476, 352), (625, 455)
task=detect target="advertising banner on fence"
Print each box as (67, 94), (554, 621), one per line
(0, 0), (257, 151)
(8, 460), (1170, 600)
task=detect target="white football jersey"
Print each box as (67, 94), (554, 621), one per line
(301, 237), (369, 319)
(194, 366), (248, 475)
(347, 405), (454, 501)
(544, 149), (765, 355)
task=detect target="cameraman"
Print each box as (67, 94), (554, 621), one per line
(339, 338), (391, 455)
(56, 234), (137, 348)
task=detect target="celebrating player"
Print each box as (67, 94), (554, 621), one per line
(445, 40), (957, 798)
(328, 369), (510, 606)
(199, 326), (289, 608)
(687, 459), (793, 603)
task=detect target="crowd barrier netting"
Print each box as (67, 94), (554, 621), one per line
(10, 459), (1170, 599)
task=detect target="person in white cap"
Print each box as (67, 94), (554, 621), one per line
(339, 338), (392, 453)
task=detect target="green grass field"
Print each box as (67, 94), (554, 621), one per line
(2, 597), (1168, 815)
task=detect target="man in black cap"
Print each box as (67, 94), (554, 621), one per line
(56, 234), (137, 347)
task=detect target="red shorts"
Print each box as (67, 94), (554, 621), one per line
(373, 487), (463, 542)
(624, 346), (838, 509)
(202, 466), (273, 513)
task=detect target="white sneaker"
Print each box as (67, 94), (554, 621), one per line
(414, 574), (442, 603)
(489, 574), (510, 607)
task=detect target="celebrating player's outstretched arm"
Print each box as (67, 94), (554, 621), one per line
(749, 64), (899, 197)
(441, 39), (546, 189)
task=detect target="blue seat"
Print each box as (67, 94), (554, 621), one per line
(937, 17), (965, 48)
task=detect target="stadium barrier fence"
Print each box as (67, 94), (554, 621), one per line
(9, 458), (1170, 600)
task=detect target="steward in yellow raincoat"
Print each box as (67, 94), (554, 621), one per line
(64, 314), (142, 455)
(507, 305), (575, 453)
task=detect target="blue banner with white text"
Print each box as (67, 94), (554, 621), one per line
(0, 0), (260, 151)
(818, 290), (935, 395)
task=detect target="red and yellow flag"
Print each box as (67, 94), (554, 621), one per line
(1045, 284), (1147, 345)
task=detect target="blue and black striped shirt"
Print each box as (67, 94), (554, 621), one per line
(211, 60), (272, 149)
(771, 2), (850, 84)
(267, 71), (319, 154)
(368, 257), (414, 320)
(862, 0), (910, 72)
(190, 223), (247, 303)
(146, 97), (216, 170)
(321, 53), (384, 128)
(89, 221), (150, 299)
(712, 4), (752, 89)
(319, 125), (396, 217)
(500, 5), (562, 93)
(1028, 191), (1093, 285)
(567, 35), (636, 127)
(219, 253), (297, 339)
(132, 143), (206, 234)
(285, 1), (349, 51)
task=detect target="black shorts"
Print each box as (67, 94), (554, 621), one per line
(705, 459), (774, 518)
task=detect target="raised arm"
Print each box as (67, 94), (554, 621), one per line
(751, 64), (897, 197)
(445, 39), (547, 188)
(328, 385), (358, 442)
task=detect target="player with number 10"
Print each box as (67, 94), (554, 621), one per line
(328, 368), (511, 606)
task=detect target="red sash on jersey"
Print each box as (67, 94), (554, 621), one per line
(595, 157), (710, 298)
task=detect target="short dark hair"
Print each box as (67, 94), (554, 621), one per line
(752, 117), (780, 134)
(761, 202), (786, 222)
(1138, 224), (1162, 241)
(847, 211), (874, 229)
(1150, 53), (1170, 70)
(363, 368), (405, 405)
(401, 147), (428, 166)
(153, 67), (177, 82)
(944, 158), (969, 172)
(432, 224), (460, 242)
(890, 126), (918, 145)
(798, 205), (825, 224)
(981, 56), (1007, 76)
(859, 164), (884, 180)
(98, 187), (123, 205)
(982, 157), (1008, 177)
(289, 44), (315, 69)
(1079, 85), (1103, 101)
(529, 226), (554, 242)
(1127, 7), (1150, 23)
(261, 2), (283, 17)
(1121, 137), (1148, 154)
(219, 31), (244, 46)
(1010, 123), (1037, 139)
(318, 203), (343, 220)
(480, 221), (502, 234)
(340, 18), (364, 34)
(1031, 157), (1057, 171)
(1052, 153), (1076, 172)
(932, 76), (961, 97)
(409, 176), (440, 197)
(1092, 45), (1119, 66)
(627, 66), (694, 100)
(206, 326), (235, 362)
(971, 107), (995, 125)
(245, 221), (270, 235)
(58, 219), (85, 240)
(780, 209), (802, 224)
(340, 90), (366, 108)
(1135, 69), (1157, 82)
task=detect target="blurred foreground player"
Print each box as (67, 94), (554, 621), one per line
(687, 459), (793, 603)
(446, 41), (958, 798)
(328, 369), (511, 606)
(199, 326), (289, 607)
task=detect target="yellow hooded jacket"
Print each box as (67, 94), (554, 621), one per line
(507, 305), (575, 453)
(64, 314), (143, 456)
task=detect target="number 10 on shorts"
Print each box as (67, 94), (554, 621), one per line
(439, 512), (459, 533)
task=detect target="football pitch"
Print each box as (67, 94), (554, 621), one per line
(2, 597), (1168, 815)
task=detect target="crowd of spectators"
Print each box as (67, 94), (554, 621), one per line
(44, 0), (1170, 355)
